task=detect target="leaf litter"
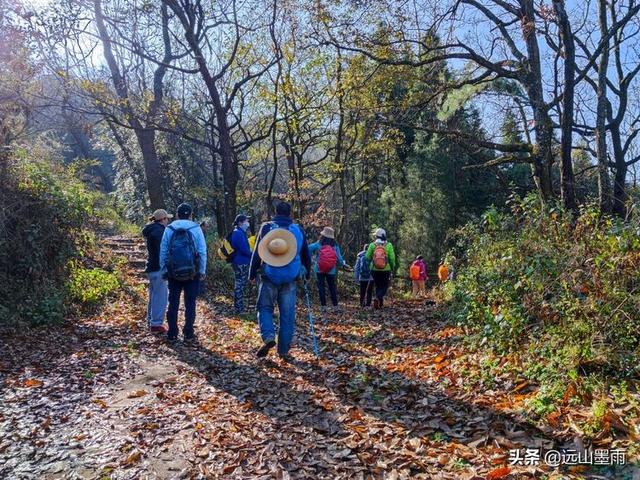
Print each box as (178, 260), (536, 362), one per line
(0, 237), (638, 479)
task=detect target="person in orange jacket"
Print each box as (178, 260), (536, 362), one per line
(409, 255), (428, 297)
(437, 263), (449, 282)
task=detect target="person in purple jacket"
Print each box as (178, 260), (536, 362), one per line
(230, 214), (252, 314)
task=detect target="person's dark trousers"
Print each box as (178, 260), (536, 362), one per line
(167, 277), (200, 339)
(232, 264), (249, 313)
(316, 273), (338, 306)
(359, 280), (373, 307)
(371, 271), (391, 306)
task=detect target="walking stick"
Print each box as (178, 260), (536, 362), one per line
(302, 280), (320, 358)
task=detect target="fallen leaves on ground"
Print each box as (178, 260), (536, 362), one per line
(0, 236), (638, 479)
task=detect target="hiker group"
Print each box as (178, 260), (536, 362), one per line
(142, 201), (451, 361)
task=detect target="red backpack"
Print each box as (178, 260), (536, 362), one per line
(409, 262), (421, 280)
(373, 244), (388, 269)
(317, 245), (338, 273)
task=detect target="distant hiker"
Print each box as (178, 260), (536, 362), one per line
(365, 228), (397, 309)
(409, 255), (428, 298)
(230, 214), (252, 315)
(354, 243), (374, 307)
(160, 203), (207, 343)
(249, 202), (311, 362)
(199, 220), (208, 237)
(309, 227), (346, 312)
(438, 263), (449, 282)
(142, 209), (173, 334)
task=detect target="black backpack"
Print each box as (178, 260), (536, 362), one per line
(166, 225), (199, 281)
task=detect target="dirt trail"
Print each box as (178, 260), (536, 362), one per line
(0, 236), (635, 479)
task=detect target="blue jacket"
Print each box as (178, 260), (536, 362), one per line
(159, 219), (207, 276)
(230, 227), (252, 265)
(308, 241), (345, 275)
(249, 214), (312, 284)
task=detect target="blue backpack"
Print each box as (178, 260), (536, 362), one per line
(167, 225), (199, 281)
(355, 252), (371, 280)
(263, 223), (303, 285)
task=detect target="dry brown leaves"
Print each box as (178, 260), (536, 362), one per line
(1, 236), (638, 479)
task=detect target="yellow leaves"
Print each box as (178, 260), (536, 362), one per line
(164, 99), (182, 128)
(327, 162), (345, 174)
(92, 399), (108, 409)
(434, 354), (447, 364)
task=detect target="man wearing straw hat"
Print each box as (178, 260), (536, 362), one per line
(249, 202), (312, 362)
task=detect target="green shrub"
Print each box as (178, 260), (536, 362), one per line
(443, 193), (640, 388)
(67, 265), (120, 306)
(0, 149), (123, 324)
(21, 285), (65, 325)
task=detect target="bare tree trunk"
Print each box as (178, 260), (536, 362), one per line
(607, 0), (635, 218)
(521, 0), (554, 202)
(610, 125), (628, 217)
(135, 128), (165, 210)
(552, 0), (578, 212)
(594, 0), (613, 214)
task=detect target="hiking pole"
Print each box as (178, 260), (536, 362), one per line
(302, 280), (320, 358)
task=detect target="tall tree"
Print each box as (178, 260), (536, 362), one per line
(162, 0), (281, 233)
(552, 0), (578, 212)
(92, 0), (167, 209)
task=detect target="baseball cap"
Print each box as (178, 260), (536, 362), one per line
(150, 209), (173, 222)
(233, 214), (250, 225)
(176, 203), (193, 218)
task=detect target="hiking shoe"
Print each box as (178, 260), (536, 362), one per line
(183, 334), (198, 345)
(373, 298), (380, 310)
(167, 335), (178, 344)
(278, 353), (294, 364)
(256, 339), (276, 358)
(150, 325), (167, 334)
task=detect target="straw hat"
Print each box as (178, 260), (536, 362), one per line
(320, 226), (335, 239)
(258, 228), (298, 267)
